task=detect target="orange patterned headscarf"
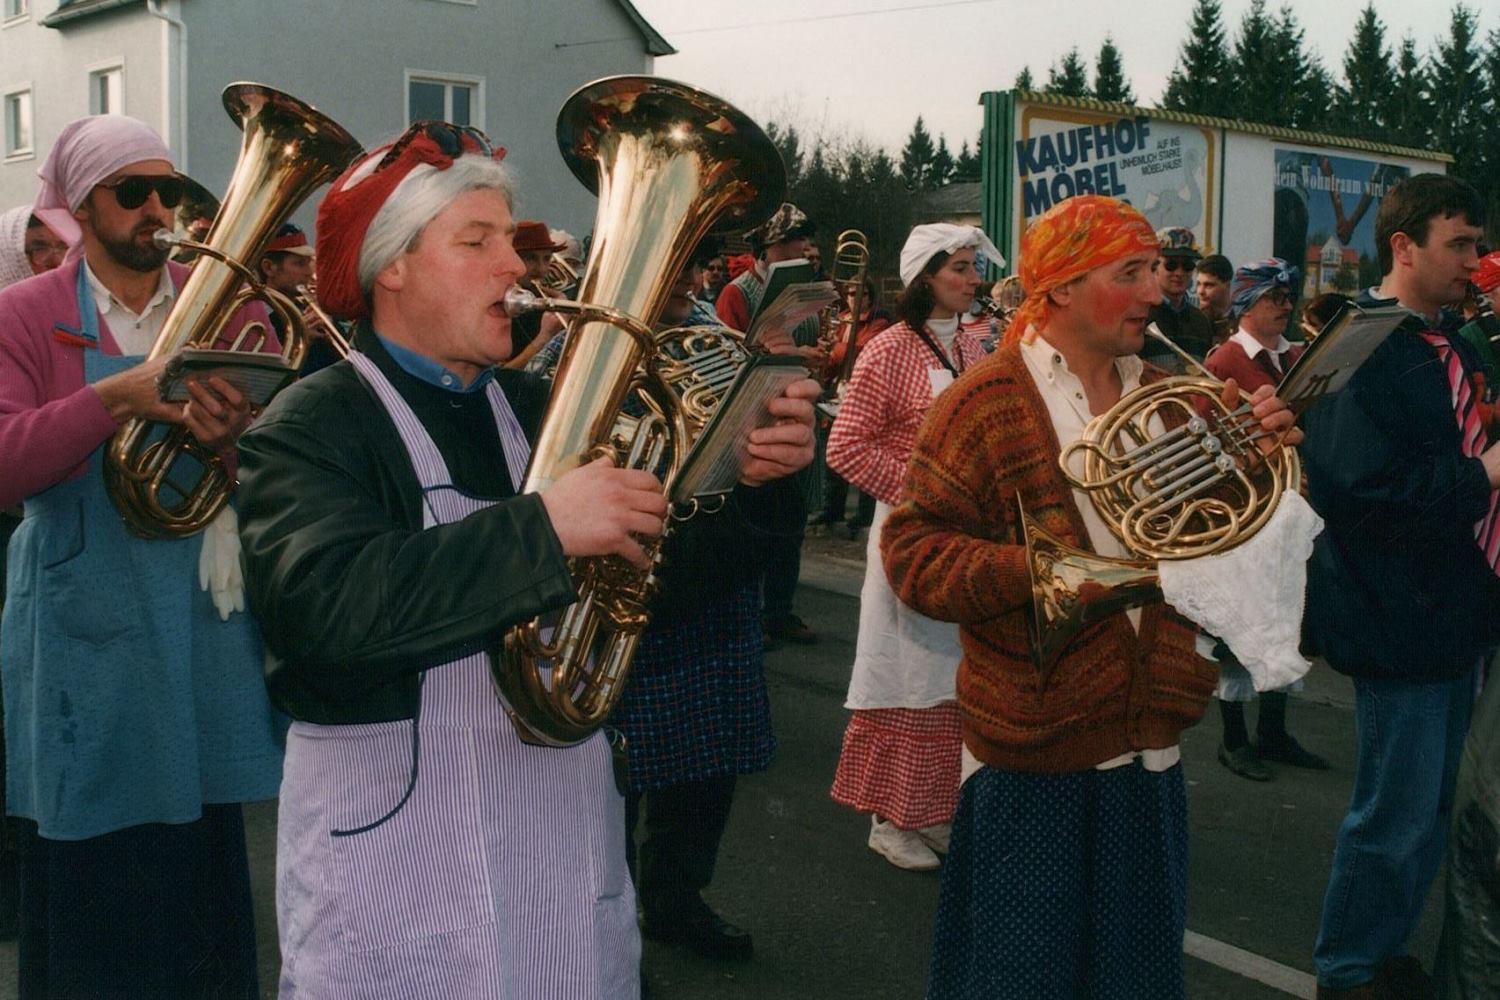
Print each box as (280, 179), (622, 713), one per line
(1003, 195), (1160, 347)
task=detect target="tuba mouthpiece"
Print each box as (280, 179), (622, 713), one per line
(152, 229), (182, 250)
(503, 286), (541, 317)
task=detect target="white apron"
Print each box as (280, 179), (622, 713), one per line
(844, 501), (962, 710)
(275, 352), (639, 999)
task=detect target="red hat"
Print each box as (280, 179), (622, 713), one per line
(1476, 251), (1500, 295)
(265, 222), (314, 256)
(513, 220), (565, 254)
(315, 123), (504, 321)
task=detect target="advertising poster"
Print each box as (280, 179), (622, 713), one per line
(1273, 150), (1408, 298)
(1014, 105), (1218, 251)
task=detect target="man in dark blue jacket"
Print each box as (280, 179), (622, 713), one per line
(1304, 174), (1500, 999)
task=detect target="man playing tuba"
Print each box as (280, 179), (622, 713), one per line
(0, 114), (284, 997)
(235, 122), (815, 997)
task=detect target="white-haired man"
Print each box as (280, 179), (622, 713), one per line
(0, 115), (283, 996)
(236, 122), (816, 997)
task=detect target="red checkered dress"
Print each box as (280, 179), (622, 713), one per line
(826, 319), (990, 505)
(827, 318), (985, 831)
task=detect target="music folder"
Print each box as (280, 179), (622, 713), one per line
(669, 354), (810, 502)
(1275, 302), (1410, 413)
(158, 347), (298, 407)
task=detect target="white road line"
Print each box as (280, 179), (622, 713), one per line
(1184, 930), (1318, 999)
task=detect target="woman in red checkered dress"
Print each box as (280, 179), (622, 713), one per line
(826, 224), (1002, 870)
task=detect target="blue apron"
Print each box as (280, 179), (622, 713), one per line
(1, 268), (284, 841)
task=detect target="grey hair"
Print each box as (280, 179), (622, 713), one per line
(357, 154), (514, 293)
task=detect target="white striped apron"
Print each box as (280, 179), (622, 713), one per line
(275, 352), (639, 999)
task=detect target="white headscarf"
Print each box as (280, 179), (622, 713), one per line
(0, 205), (33, 290)
(899, 223), (1004, 287)
(32, 114), (173, 249)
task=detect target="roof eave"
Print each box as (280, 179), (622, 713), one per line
(612, 0), (675, 56)
(41, 0), (144, 28)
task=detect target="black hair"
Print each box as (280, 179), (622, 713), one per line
(1301, 292), (1349, 333)
(1195, 254), (1233, 282)
(1374, 174), (1485, 276)
(896, 251), (951, 331)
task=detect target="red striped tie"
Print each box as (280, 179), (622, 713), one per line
(1421, 333), (1500, 574)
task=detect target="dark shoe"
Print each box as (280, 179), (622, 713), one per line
(767, 614), (817, 645)
(1376, 956), (1434, 999)
(1315, 983), (1380, 999)
(1217, 741), (1273, 782)
(1254, 732), (1331, 770)
(807, 512), (843, 527)
(642, 898), (754, 962)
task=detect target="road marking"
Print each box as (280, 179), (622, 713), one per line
(1184, 931), (1317, 999)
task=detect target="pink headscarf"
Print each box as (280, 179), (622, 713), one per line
(31, 114), (173, 249)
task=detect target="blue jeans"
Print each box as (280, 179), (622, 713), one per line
(1314, 669), (1477, 988)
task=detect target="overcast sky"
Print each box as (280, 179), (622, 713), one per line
(625, 0), (1495, 155)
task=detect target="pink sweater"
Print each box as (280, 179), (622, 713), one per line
(0, 257), (273, 508)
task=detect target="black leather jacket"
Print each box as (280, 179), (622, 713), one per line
(237, 330), (787, 723)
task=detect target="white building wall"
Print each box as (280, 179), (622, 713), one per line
(0, 2), (165, 210)
(180, 0), (657, 238)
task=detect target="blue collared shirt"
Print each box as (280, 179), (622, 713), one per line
(375, 332), (496, 393)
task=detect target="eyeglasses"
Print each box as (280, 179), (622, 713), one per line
(703, 262), (726, 272)
(377, 120), (502, 173)
(1262, 289), (1294, 307)
(1158, 258), (1194, 273)
(24, 239), (67, 263)
(97, 175), (186, 210)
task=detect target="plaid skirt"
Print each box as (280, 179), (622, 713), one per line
(829, 704), (962, 829)
(611, 584), (774, 792)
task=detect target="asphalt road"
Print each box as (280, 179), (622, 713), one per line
(0, 539), (1446, 999)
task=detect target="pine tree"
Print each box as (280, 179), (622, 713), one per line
(931, 136), (955, 188)
(1385, 34), (1431, 149)
(765, 121), (804, 191)
(1046, 48), (1090, 98)
(1479, 29), (1500, 239)
(1228, 0), (1280, 123)
(1271, 5), (1319, 129)
(1014, 66), (1034, 91)
(1429, 3), (1485, 180)
(953, 139), (981, 183)
(899, 116), (937, 191)
(1093, 36), (1136, 104)
(1336, 4), (1392, 140)
(1162, 0), (1232, 116)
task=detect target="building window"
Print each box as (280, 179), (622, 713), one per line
(2, 0), (28, 22)
(90, 67), (122, 114)
(4, 88), (33, 159)
(406, 74), (480, 128)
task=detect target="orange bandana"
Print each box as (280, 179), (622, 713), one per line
(1003, 195), (1160, 347)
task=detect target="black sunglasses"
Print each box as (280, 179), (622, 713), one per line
(98, 175), (186, 210)
(1158, 258), (1194, 273)
(378, 121), (500, 172)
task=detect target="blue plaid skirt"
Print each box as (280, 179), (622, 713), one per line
(611, 584), (775, 792)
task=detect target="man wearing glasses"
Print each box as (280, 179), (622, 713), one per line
(697, 252), (728, 305)
(1142, 225), (1214, 371)
(0, 115), (284, 996)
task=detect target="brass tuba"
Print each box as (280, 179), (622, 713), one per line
(493, 75), (785, 747)
(103, 83), (361, 538)
(1019, 326), (1300, 668)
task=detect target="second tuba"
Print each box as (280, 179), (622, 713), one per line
(494, 75), (785, 747)
(103, 83), (361, 538)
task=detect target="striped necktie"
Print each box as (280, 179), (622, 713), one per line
(1421, 332), (1500, 575)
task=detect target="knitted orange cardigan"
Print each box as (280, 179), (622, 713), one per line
(881, 341), (1218, 773)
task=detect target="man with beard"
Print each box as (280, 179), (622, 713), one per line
(0, 115), (284, 997)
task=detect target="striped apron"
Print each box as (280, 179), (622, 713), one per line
(275, 352), (639, 999)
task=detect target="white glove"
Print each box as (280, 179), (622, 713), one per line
(197, 505), (245, 621)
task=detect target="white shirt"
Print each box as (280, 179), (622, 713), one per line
(1227, 328), (1293, 376)
(1013, 333), (1180, 774)
(85, 260), (175, 357)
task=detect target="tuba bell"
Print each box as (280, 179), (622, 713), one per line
(1019, 325), (1300, 668)
(493, 75), (785, 747)
(103, 83), (362, 538)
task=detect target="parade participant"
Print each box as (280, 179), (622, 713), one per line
(1475, 249), (1500, 314)
(255, 222), (344, 376)
(697, 252), (728, 304)
(811, 277), (888, 534)
(827, 224), (998, 870)
(881, 195), (1300, 998)
(1194, 253), (1235, 347)
(1143, 225), (1214, 369)
(1305, 174), (1500, 998)
(0, 206), (68, 289)
(0, 114), (284, 998)
(1300, 292), (1349, 342)
(505, 218), (567, 363)
(235, 122), (815, 998)
(1203, 258), (1327, 782)
(613, 254), (819, 965)
(717, 202), (823, 646)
